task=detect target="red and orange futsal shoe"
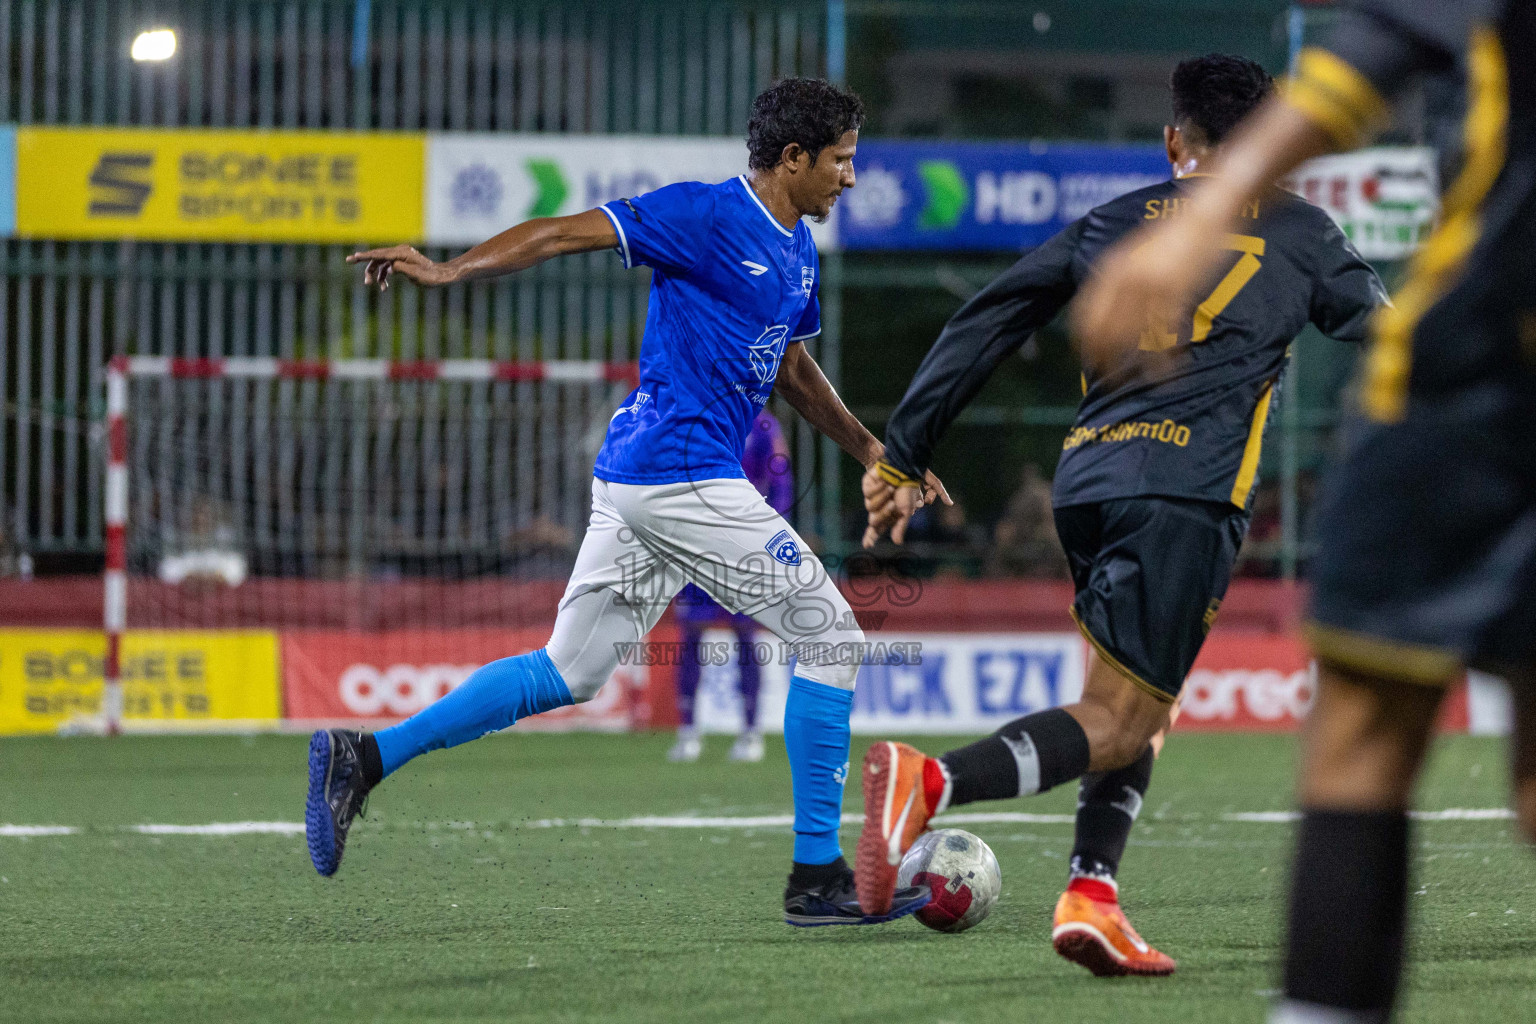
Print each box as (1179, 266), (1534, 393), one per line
(1051, 879), (1177, 977)
(855, 741), (947, 915)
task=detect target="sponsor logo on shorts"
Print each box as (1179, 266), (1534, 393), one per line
(765, 529), (801, 566)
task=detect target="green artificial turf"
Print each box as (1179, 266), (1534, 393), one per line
(1, 733), (1532, 1023)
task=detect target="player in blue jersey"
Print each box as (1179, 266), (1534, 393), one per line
(311, 78), (947, 927)
(668, 410), (794, 764)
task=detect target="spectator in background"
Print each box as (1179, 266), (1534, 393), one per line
(0, 512), (28, 578)
(669, 410), (794, 763)
(986, 463), (1068, 578)
(501, 515), (579, 578)
(158, 496), (247, 587)
(1237, 480), (1282, 578)
(904, 498), (989, 577)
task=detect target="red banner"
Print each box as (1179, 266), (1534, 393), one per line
(281, 629), (665, 730)
(1176, 631), (1468, 732)
(1177, 633), (1314, 731)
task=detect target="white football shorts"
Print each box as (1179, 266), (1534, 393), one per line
(545, 477), (865, 697)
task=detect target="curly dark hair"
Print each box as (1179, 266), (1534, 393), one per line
(1170, 54), (1274, 145)
(746, 78), (865, 171)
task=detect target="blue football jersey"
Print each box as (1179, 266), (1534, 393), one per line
(594, 176), (821, 485)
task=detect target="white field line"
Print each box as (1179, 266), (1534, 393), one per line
(1223, 809), (1515, 823)
(0, 825), (78, 836)
(0, 808), (1513, 837)
(131, 822), (306, 835)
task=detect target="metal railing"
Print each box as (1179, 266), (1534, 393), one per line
(0, 0), (836, 566)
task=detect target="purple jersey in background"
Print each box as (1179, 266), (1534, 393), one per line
(677, 410), (792, 622)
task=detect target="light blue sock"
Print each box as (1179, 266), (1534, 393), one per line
(783, 675), (854, 865)
(374, 648), (573, 778)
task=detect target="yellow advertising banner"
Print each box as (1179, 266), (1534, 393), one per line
(0, 629), (282, 734)
(14, 127), (424, 242)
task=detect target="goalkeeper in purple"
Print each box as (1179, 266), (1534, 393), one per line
(668, 410), (794, 764)
(315, 79), (948, 927)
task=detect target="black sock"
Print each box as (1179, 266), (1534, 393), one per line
(1070, 743), (1155, 882)
(940, 708), (1090, 807)
(789, 855), (849, 890)
(359, 733), (384, 788)
(1281, 809), (1410, 1017)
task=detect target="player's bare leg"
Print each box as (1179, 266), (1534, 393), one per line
(1271, 662), (1445, 1024)
(1513, 679), (1536, 845)
(856, 649), (1173, 916)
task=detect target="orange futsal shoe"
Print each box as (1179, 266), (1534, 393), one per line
(855, 741), (943, 915)
(1051, 883), (1177, 977)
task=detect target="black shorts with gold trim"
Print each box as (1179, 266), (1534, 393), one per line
(1307, 381), (1536, 685)
(1054, 496), (1249, 702)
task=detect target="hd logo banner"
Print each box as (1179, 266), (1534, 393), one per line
(838, 140), (1168, 251)
(14, 127), (424, 242)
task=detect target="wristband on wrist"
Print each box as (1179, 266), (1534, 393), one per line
(873, 459), (921, 488)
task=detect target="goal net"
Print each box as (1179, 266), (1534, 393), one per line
(100, 356), (649, 733)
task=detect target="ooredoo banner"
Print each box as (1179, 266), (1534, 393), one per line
(1176, 632), (1315, 732)
(0, 628), (281, 734)
(280, 629), (644, 731)
(1174, 631), (1495, 734)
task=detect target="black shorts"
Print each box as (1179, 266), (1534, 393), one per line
(1055, 496), (1249, 703)
(1308, 166), (1536, 684)
(1307, 384), (1536, 683)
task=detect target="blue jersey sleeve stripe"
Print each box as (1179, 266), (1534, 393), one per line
(789, 329), (821, 341)
(736, 175), (795, 238)
(598, 204), (633, 268)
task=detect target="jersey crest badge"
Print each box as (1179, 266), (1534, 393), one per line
(766, 529), (801, 566)
(801, 266), (814, 296)
(748, 324), (790, 385)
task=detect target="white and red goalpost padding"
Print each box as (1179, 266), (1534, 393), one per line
(103, 360), (129, 735)
(100, 355), (639, 734)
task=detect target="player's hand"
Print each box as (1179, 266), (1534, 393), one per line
(861, 466), (952, 548)
(346, 245), (457, 291)
(920, 470), (952, 511)
(1069, 211), (1222, 373)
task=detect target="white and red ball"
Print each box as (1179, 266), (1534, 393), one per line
(896, 828), (1001, 933)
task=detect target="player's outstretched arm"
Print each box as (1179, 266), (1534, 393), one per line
(347, 209), (618, 291)
(1072, 2), (1458, 367)
(775, 343), (950, 529)
(865, 226), (1081, 548)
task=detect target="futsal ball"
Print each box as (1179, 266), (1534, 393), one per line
(896, 828), (1001, 933)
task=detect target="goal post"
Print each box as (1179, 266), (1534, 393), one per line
(100, 355), (639, 736)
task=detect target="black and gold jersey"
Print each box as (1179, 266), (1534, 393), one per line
(881, 177), (1387, 510)
(1285, 0), (1533, 423)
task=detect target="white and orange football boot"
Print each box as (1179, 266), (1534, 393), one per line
(854, 741), (947, 915)
(1051, 878), (1177, 977)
